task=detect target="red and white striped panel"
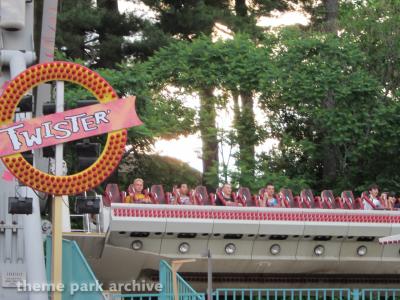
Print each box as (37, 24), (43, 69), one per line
(379, 234), (400, 245)
(111, 204), (400, 224)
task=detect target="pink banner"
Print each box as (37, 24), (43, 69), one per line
(0, 97), (142, 157)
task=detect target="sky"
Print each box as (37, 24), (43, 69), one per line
(118, 0), (309, 172)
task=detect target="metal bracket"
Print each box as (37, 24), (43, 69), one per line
(0, 224), (23, 232)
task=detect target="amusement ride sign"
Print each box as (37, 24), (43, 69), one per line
(0, 61), (142, 195)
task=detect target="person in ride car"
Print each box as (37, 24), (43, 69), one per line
(176, 183), (192, 205)
(394, 195), (400, 209)
(260, 183), (280, 207)
(363, 183), (382, 210)
(125, 178), (152, 204)
(216, 183), (242, 206)
(386, 192), (397, 210)
(380, 192), (389, 209)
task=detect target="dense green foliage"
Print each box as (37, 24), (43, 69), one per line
(50, 0), (400, 195)
(260, 30), (386, 193)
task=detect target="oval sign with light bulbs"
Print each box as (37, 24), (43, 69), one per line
(0, 61), (142, 195)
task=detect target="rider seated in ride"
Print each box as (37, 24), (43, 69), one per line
(386, 192), (397, 210)
(260, 183), (280, 207)
(394, 194), (400, 209)
(364, 183), (382, 210)
(125, 178), (152, 204)
(216, 183), (242, 206)
(175, 183), (193, 205)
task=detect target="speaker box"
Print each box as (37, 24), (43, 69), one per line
(75, 196), (100, 214)
(8, 197), (33, 214)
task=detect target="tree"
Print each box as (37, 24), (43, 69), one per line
(260, 29), (384, 193)
(216, 35), (274, 188)
(338, 0), (400, 192)
(55, 0), (400, 195)
(96, 0), (127, 68)
(340, 0), (400, 98)
(144, 37), (221, 188)
(141, 0), (230, 40)
(137, 0), (291, 188)
(56, 0), (147, 67)
(143, 34), (275, 189)
(321, 0), (339, 187)
(56, 0), (101, 62)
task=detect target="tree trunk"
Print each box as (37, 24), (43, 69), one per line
(234, 91), (256, 186)
(97, 0), (118, 10)
(232, 91), (241, 126)
(322, 0), (339, 186)
(232, 1), (258, 187)
(322, 90), (337, 185)
(235, 0), (248, 17)
(323, 0), (339, 33)
(34, 0), (44, 59)
(199, 88), (219, 191)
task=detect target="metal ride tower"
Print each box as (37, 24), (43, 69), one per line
(0, 1), (55, 299)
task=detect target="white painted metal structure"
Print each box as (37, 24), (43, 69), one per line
(0, 1), (49, 299)
(64, 203), (400, 290)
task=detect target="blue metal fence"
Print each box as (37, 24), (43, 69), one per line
(110, 293), (159, 300)
(120, 260), (400, 300)
(360, 289), (400, 299)
(110, 294), (205, 300)
(215, 288), (353, 300)
(45, 237), (106, 299)
(111, 288), (400, 300)
(159, 260), (205, 300)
